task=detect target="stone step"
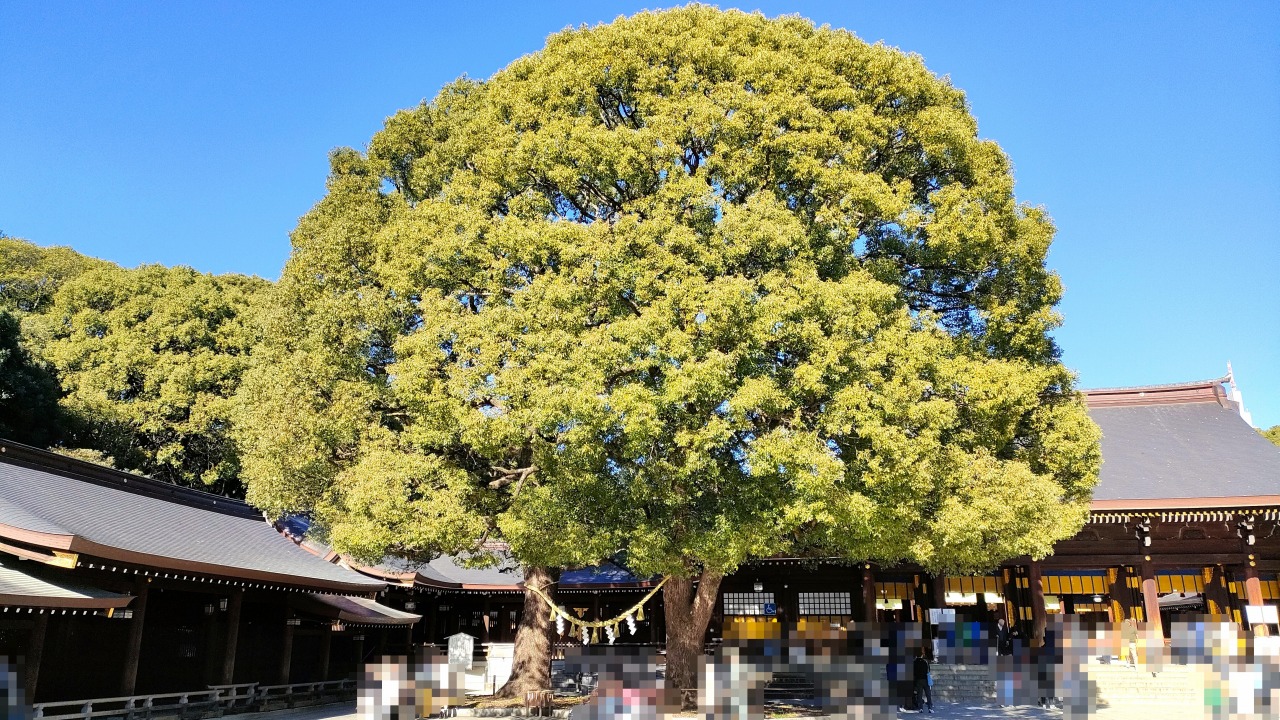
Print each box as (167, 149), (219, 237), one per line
(1086, 667), (1205, 710)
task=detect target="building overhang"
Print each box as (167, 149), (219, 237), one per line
(1090, 497), (1280, 512)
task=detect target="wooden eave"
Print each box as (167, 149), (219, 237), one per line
(1084, 377), (1233, 409)
(1090, 497), (1280, 512)
(0, 523), (384, 594)
(0, 592), (133, 610)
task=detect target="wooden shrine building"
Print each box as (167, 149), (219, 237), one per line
(0, 442), (417, 703)
(357, 555), (663, 647)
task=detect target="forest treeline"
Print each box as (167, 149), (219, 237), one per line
(0, 234), (267, 497)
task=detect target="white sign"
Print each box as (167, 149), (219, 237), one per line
(447, 633), (475, 670)
(928, 608), (955, 623)
(1244, 605), (1279, 625)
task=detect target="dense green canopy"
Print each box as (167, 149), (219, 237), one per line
(0, 310), (63, 447)
(0, 237), (267, 495)
(1263, 425), (1280, 447)
(240, 6), (1100, 578)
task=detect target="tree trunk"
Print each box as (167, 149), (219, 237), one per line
(662, 570), (723, 710)
(494, 565), (559, 699)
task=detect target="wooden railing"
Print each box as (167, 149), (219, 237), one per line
(33, 690), (223, 720)
(205, 684), (257, 711)
(254, 680), (354, 710)
(32, 679), (356, 720)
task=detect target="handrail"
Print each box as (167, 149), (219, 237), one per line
(257, 679), (352, 694)
(32, 679), (357, 720)
(33, 690), (222, 720)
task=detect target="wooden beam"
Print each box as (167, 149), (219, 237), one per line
(1037, 553), (1259, 568)
(930, 574), (946, 613)
(1140, 557), (1162, 639)
(481, 595), (491, 644)
(120, 578), (149, 695)
(319, 625), (332, 681)
(1001, 568), (1017, 627)
(860, 565), (876, 623)
(24, 613), (48, 701)
(278, 612), (295, 684)
(427, 598), (437, 646)
(1242, 563), (1269, 637)
(1107, 567), (1128, 621)
(1203, 566), (1230, 617)
(0, 540), (77, 568)
(1028, 562), (1046, 647)
(203, 603), (219, 686)
(219, 589), (244, 685)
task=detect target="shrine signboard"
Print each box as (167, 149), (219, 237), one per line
(447, 633), (475, 670)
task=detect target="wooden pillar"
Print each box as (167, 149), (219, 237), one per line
(278, 613), (296, 684)
(1029, 562), (1046, 647)
(910, 576), (921, 621)
(24, 613), (48, 701)
(1140, 557), (1162, 639)
(1001, 568), (1017, 626)
(219, 588), (244, 685)
(1122, 566), (1136, 619)
(427, 597), (438, 646)
(481, 595), (491, 644)
(1107, 567), (1130, 621)
(1242, 563), (1270, 636)
(1204, 566), (1231, 617)
(860, 565), (876, 623)
(319, 625), (332, 681)
(121, 578), (150, 695)
(353, 632), (365, 670)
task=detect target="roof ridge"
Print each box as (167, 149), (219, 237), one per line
(1082, 376), (1229, 394)
(0, 439), (260, 520)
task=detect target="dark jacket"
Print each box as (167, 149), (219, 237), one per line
(997, 624), (1015, 655)
(913, 656), (930, 680)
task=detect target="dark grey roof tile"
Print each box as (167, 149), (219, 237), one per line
(1087, 401), (1280, 501)
(0, 454), (383, 591)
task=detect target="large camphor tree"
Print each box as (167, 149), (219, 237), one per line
(237, 7), (1100, 700)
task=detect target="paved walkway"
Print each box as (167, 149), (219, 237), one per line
(897, 705), (1062, 719)
(247, 703), (357, 720)
(240, 699), (1121, 719)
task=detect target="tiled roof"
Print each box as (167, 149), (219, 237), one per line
(296, 593), (420, 626)
(0, 442), (384, 593)
(560, 562), (652, 586)
(1085, 386), (1280, 505)
(363, 554), (654, 591)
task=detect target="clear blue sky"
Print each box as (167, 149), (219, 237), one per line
(2, 2), (1277, 427)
